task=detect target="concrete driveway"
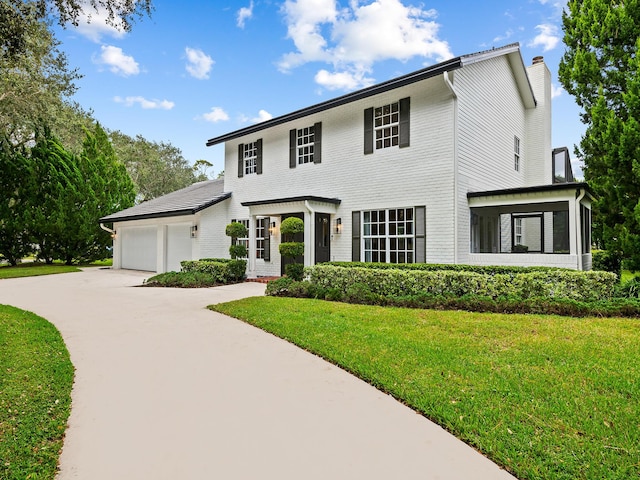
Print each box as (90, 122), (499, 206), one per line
(0, 268), (514, 479)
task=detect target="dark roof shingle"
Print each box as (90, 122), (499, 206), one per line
(99, 178), (230, 223)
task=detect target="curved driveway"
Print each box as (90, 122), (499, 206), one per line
(0, 268), (514, 479)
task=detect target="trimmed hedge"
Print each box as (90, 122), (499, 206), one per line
(181, 258), (247, 282)
(323, 261), (570, 276)
(306, 265), (616, 302)
(266, 277), (640, 318)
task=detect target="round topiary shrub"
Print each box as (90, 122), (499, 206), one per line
(280, 217), (304, 236)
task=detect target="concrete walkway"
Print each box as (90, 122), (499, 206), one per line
(0, 268), (515, 479)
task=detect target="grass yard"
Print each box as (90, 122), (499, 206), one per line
(211, 297), (640, 480)
(0, 305), (74, 479)
(0, 264), (81, 280)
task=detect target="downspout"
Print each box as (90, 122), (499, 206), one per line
(443, 71), (459, 263)
(575, 188), (586, 270)
(304, 200), (315, 267)
(100, 223), (115, 237)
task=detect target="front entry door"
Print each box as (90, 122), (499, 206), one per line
(315, 213), (331, 264)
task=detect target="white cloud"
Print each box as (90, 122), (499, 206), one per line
(95, 45), (139, 76)
(114, 96), (175, 110)
(279, 0), (452, 91)
(551, 83), (563, 98)
(529, 23), (560, 52)
(315, 69), (374, 90)
(252, 110), (273, 123)
(73, 7), (126, 42)
(493, 29), (514, 44)
(185, 47), (215, 80)
(237, 1), (254, 28)
(202, 107), (230, 122)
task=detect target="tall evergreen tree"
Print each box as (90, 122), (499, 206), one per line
(0, 136), (33, 264)
(559, 0), (640, 269)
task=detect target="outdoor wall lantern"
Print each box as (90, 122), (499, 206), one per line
(269, 221), (278, 237)
(190, 225), (198, 238)
(335, 217), (342, 234)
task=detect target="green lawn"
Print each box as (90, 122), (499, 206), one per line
(211, 297), (640, 480)
(0, 305), (74, 479)
(0, 264), (81, 279)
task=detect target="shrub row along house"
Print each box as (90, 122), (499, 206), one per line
(100, 43), (593, 275)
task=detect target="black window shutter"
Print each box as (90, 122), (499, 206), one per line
(414, 205), (426, 263)
(289, 129), (297, 168)
(256, 139), (263, 174)
(262, 218), (270, 262)
(237, 144), (244, 178)
(352, 210), (361, 261)
(313, 122), (322, 164)
(399, 97), (410, 148)
(364, 108), (374, 154)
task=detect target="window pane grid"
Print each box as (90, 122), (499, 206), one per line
(244, 143), (257, 175)
(256, 218), (265, 259)
(374, 102), (399, 150)
(297, 126), (315, 164)
(514, 136), (520, 172)
(363, 208), (414, 264)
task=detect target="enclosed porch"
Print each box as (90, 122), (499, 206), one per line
(467, 183), (592, 270)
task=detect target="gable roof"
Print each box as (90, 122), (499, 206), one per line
(205, 43), (534, 147)
(99, 178), (230, 223)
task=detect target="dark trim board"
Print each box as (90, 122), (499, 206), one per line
(241, 195), (342, 207)
(467, 182), (591, 199)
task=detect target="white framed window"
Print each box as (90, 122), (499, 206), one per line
(514, 136), (520, 171)
(231, 219), (249, 258)
(362, 207), (414, 263)
(375, 102), (400, 149)
(297, 126), (315, 164)
(256, 218), (266, 259)
(514, 217), (523, 246)
(243, 142), (258, 175)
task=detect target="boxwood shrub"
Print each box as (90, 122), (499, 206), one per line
(306, 264), (616, 302)
(180, 258), (247, 283)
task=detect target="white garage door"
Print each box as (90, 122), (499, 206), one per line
(121, 226), (157, 272)
(166, 224), (192, 272)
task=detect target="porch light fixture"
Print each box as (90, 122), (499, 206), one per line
(335, 217), (342, 234)
(269, 222), (277, 236)
(190, 225), (198, 238)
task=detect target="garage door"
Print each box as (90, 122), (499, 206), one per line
(166, 224), (192, 272)
(121, 226), (157, 272)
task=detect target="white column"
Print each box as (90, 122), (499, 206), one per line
(248, 215), (257, 276)
(304, 210), (313, 267)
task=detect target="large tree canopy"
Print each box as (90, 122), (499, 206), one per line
(109, 130), (207, 201)
(0, 4), (79, 141)
(1, 0), (152, 59)
(559, 0), (640, 269)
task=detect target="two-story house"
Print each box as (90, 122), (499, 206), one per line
(101, 43), (592, 275)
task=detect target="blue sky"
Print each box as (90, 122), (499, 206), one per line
(53, 0), (583, 178)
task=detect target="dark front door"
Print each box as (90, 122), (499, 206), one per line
(315, 213), (331, 264)
(281, 212), (304, 276)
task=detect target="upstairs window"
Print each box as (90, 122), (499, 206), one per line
(290, 123), (322, 168)
(514, 136), (521, 172)
(297, 126), (315, 164)
(375, 102), (399, 149)
(237, 139), (263, 177)
(243, 142), (258, 175)
(364, 97), (410, 154)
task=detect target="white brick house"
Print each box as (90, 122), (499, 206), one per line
(102, 43), (592, 274)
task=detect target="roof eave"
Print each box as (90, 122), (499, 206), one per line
(206, 57), (464, 147)
(99, 192), (232, 224)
